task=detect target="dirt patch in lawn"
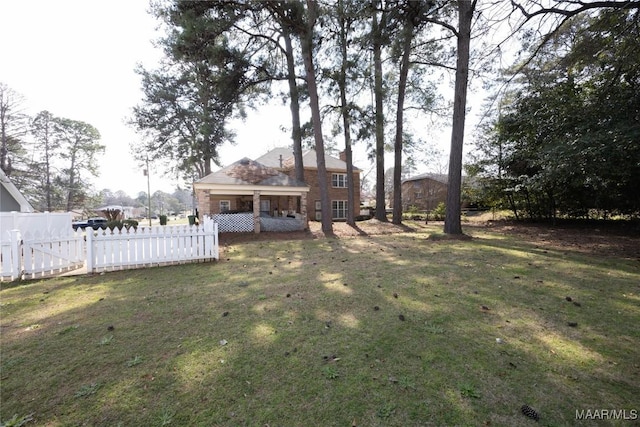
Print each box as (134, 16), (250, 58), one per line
(219, 218), (639, 260)
(467, 220), (640, 260)
(217, 219), (421, 245)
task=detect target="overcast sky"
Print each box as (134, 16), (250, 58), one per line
(1, 0), (466, 197)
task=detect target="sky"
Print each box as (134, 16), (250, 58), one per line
(0, 0), (469, 198)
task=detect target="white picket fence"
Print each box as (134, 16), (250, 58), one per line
(86, 219), (218, 273)
(1, 229), (85, 281)
(1, 218), (218, 281)
(22, 230), (85, 279)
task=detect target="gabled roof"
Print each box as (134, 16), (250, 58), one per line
(402, 173), (476, 187)
(402, 173), (449, 185)
(0, 168), (34, 212)
(195, 158), (308, 188)
(254, 148), (294, 169)
(255, 147), (361, 172)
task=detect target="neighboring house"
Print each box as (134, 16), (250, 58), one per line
(400, 173), (449, 212)
(255, 147), (361, 221)
(0, 168), (33, 212)
(400, 173), (479, 212)
(193, 157), (310, 232)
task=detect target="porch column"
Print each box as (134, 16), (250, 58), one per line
(253, 190), (260, 233)
(195, 189), (211, 220)
(301, 192), (308, 228)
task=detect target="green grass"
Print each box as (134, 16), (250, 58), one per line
(1, 224), (638, 426)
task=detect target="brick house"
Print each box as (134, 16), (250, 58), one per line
(193, 148), (361, 232)
(255, 147), (361, 221)
(193, 157), (309, 233)
(400, 173), (479, 212)
(400, 173), (449, 212)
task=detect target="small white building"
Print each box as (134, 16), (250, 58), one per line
(0, 168), (33, 212)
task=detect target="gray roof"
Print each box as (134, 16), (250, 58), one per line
(402, 173), (476, 187)
(195, 158), (308, 187)
(402, 173), (449, 184)
(255, 147), (294, 168)
(255, 147), (361, 171)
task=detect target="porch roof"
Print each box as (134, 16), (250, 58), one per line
(194, 158), (309, 196)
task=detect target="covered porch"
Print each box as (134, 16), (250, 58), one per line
(193, 158), (309, 234)
(196, 188), (308, 233)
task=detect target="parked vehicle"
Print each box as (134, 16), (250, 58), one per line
(72, 217), (108, 230)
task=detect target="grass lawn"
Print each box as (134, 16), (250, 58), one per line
(1, 222), (638, 426)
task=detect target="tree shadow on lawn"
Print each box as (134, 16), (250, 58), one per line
(1, 231), (639, 426)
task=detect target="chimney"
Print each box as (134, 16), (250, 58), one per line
(339, 150), (346, 162)
(279, 154), (283, 168)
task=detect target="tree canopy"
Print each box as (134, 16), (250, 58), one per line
(5, 0), (640, 223)
(0, 83), (105, 212)
(471, 8), (640, 219)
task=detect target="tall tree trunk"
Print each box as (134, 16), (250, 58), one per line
(372, 5), (387, 221)
(444, 0), (474, 235)
(203, 152), (212, 177)
(340, 93), (355, 226)
(302, 0), (332, 233)
(0, 96), (9, 175)
(283, 28), (305, 182)
(338, 0), (355, 226)
(392, 22), (414, 225)
(34, 111), (56, 211)
(66, 144), (78, 212)
(44, 125), (52, 211)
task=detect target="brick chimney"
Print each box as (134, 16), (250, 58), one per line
(339, 150), (346, 161)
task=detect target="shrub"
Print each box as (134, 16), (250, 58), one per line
(123, 219), (138, 230)
(430, 202), (446, 221)
(106, 221), (123, 231)
(407, 205), (420, 215)
(106, 220), (139, 231)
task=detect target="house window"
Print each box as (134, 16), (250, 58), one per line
(332, 173), (347, 188)
(260, 199), (271, 215)
(219, 200), (230, 212)
(332, 200), (348, 219)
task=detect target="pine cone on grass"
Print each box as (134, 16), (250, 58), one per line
(521, 404), (540, 421)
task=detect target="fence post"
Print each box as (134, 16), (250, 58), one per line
(85, 229), (94, 273)
(213, 222), (218, 259)
(45, 211), (51, 234)
(203, 217), (218, 260)
(10, 229), (21, 280)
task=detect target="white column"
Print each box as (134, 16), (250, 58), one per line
(253, 191), (260, 233)
(301, 192), (308, 227)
